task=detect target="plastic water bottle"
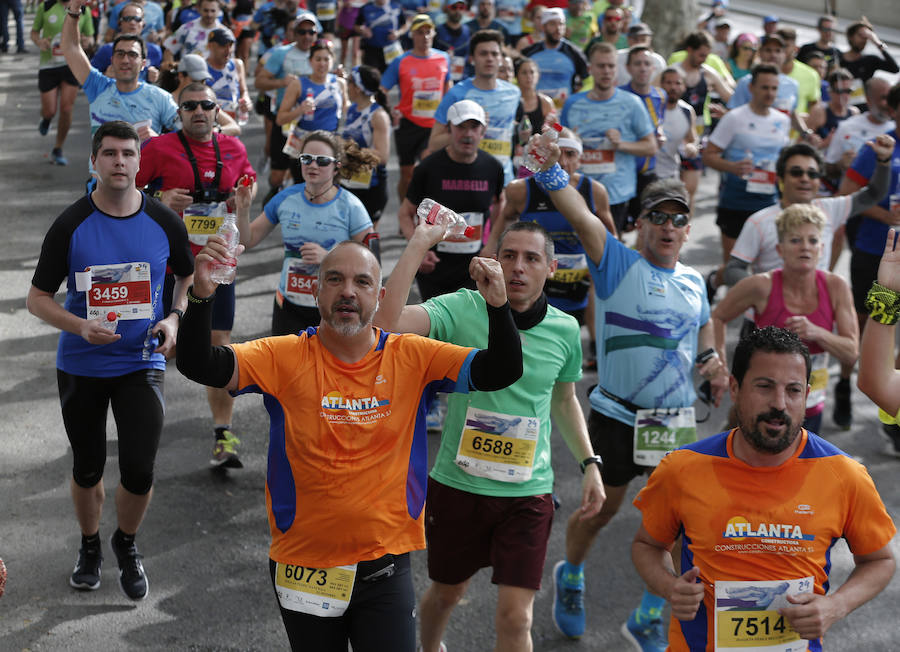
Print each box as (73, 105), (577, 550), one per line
(523, 122), (562, 172)
(209, 213), (239, 285)
(741, 149), (754, 180)
(237, 107), (250, 126)
(100, 311), (118, 332)
(416, 199), (476, 238)
(518, 115), (532, 145)
(304, 89), (316, 116)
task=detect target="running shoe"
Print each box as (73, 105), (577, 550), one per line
(211, 429), (243, 469)
(38, 117), (50, 135)
(881, 423), (900, 458)
(552, 560), (586, 639)
(109, 532), (148, 600)
(416, 644), (447, 652)
(50, 148), (68, 166)
(832, 378), (852, 430)
(622, 607), (667, 652)
(69, 544), (102, 590)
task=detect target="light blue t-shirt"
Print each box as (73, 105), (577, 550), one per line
(264, 44), (312, 108)
(434, 78), (522, 185)
(263, 184), (372, 307)
(82, 67), (178, 134)
(588, 235), (709, 425)
(727, 73), (799, 114)
(560, 88), (654, 205)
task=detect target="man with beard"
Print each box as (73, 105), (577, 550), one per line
(175, 230), (524, 651)
(62, 0), (177, 144)
(521, 7), (588, 110)
(631, 326), (896, 652)
(136, 83), (257, 469)
(839, 20), (898, 111)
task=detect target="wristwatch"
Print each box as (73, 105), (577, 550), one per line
(580, 455), (603, 474)
(169, 308), (184, 323)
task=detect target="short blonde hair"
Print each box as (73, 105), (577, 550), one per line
(775, 204), (827, 242)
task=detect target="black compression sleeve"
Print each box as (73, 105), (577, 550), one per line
(175, 294), (236, 388)
(468, 301), (524, 391)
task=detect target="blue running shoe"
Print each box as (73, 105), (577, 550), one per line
(38, 117), (51, 135)
(50, 148), (68, 166)
(552, 560), (585, 639)
(621, 607), (667, 652)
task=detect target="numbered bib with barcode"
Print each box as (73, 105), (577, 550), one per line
(78, 261), (153, 321)
(283, 256), (318, 306)
(316, 0), (336, 20)
(633, 407), (697, 466)
(581, 137), (615, 175)
(411, 89), (441, 119)
(383, 41), (403, 64)
(274, 562), (357, 618)
(551, 253), (588, 284)
(455, 406), (539, 482)
(745, 162), (776, 195)
(183, 202), (226, 246)
(714, 577), (813, 651)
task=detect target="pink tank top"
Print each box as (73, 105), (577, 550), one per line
(754, 269), (833, 355)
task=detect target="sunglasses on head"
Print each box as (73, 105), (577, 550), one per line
(296, 28), (317, 35)
(299, 153), (337, 166)
(180, 99), (217, 111)
(786, 166), (821, 179)
(120, 15), (142, 22)
(645, 210), (689, 227)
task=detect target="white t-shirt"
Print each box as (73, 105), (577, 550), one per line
(824, 113), (895, 164)
(730, 195), (853, 273)
(656, 99), (693, 179)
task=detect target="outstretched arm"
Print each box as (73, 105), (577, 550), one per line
(61, 0), (92, 85)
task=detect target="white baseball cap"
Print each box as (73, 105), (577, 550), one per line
(447, 99), (486, 126)
(541, 7), (565, 25)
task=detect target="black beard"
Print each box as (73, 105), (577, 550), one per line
(738, 408), (801, 454)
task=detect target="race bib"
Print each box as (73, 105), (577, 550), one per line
(383, 41), (403, 64)
(316, 0), (336, 21)
(274, 562), (357, 618)
(581, 137), (615, 175)
(714, 577), (813, 651)
(807, 352), (828, 411)
(848, 77), (865, 106)
(551, 253), (588, 284)
(745, 161), (776, 195)
(340, 166), (373, 189)
(450, 55), (465, 81)
(79, 261), (153, 321)
(436, 211), (482, 254)
(50, 35), (65, 64)
(283, 256), (318, 306)
(411, 89), (441, 120)
(455, 406), (539, 482)
(633, 407), (697, 466)
(479, 125), (513, 159)
(427, 0), (441, 10)
(183, 202), (226, 246)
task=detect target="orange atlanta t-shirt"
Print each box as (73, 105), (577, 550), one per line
(634, 429), (896, 652)
(232, 327), (476, 568)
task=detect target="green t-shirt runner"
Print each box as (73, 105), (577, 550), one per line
(424, 288), (582, 497)
(34, 1), (94, 70)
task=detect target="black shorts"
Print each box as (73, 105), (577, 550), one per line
(587, 408), (651, 487)
(269, 553), (415, 652)
(58, 368), (165, 495)
(38, 65), (80, 93)
(716, 206), (756, 240)
(425, 478), (554, 590)
(318, 18), (336, 34)
(628, 170), (658, 223)
(394, 117), (431, 167)
(270, 120), (303, 180)
(850, 247), (882, 315)
(272, 295), (320, 336)
(609, 201), (630, 234)
(164, 273), (235, 331)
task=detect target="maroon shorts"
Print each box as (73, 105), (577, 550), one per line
(424, 478), (554, 590)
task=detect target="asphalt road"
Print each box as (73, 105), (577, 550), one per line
(1, 6), (899, 651)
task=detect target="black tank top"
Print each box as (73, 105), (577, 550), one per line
(682, 69), (708, 117)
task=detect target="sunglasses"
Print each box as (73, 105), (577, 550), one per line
(605, 15), (623, 21)
(299, 153), (337, 166)
(180, 99), (217, 111)
(113, 49), (141, 59)
(832, 88), (852, 95)
(120, 15), (142, 22)
(296, 28), (317, 35)
(448, 2), (467, 8)
(786, 167), (821, 179)
(740, 45), (757, 51)
(645, 210), (689, 227)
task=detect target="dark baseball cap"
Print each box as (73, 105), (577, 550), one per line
(209, 28), (235, 45)
(641, 180), (690, 214)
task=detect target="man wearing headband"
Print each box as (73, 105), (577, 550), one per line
(530, 147), (728, 646)
(377, 212), (604, 652)
(521, 7), (588, 110)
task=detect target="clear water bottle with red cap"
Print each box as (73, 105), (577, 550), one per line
(523, 122), (563, 172)
(209, 213), (239, 284)
(416, 199), (476, 239)
(100, 311), (118, 332)
(304, 89), (316, 116)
